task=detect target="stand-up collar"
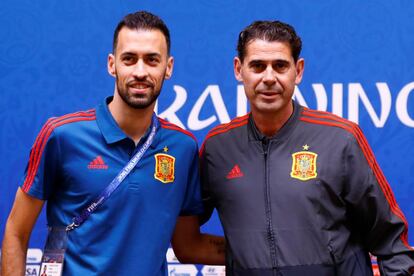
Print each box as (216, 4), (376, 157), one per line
(95, 96), (160, 147)
(248, 100), (303, 142)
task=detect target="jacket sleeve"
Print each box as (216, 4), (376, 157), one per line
(20, 119), (60, 200)
(199, 140), (215, 225)
(342, 129), (414, 275)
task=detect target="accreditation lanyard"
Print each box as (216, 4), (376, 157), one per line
(40, 113), (159, 276)
(67, 113), (159, 231)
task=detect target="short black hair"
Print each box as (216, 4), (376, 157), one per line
(113, 11), (171, 55)
(237, 20), (302, 62)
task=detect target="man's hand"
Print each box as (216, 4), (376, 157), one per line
(171, 215), (225, 265)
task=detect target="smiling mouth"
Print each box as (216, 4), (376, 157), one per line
(257, 91), (281, 96)
(131, 85), (149, 90)
(128, 82), (153, 92)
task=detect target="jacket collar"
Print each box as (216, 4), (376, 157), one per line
(248, 100), (302, 142)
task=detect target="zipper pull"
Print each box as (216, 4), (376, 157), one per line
(262, 137), (269, 155)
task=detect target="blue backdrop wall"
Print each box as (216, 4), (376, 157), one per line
(1, 0), (413, 275)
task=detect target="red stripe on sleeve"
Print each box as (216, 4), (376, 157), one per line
(199, 118), (249, 156)
(22, 111), (96, 192)
(205, 113), (250, 135)
(301, 111), (401, 215)
(301, 111), (403, 215)
(160, 124), (197, 141)
(300, 111), (411, 248)
(23, 110), (96, 191)
(22, 116), (58, 193)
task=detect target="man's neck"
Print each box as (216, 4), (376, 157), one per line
(108, 93), (154, 145)
(251, 103), (294, 137)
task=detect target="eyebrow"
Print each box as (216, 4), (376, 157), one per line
(248, 59), (290, 65)
(146, 53), (162, 58)
(120, 52), (162, 58)
(247, 60), (263, 66)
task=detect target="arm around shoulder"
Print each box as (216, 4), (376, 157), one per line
(1, 188), (44, 276)
(171, 215), (225, 265)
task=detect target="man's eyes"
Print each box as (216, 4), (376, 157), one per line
(249, 62), (290, 72)
(250, 63), (266, 71)
(122, 56), (136, 64)
(121, 56), (160, 65)
(147, 56), (160, 64)
(273, 61), (290, 71)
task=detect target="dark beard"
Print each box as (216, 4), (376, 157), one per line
(116, 76), (165, 109)
(118, 86), (160, 109)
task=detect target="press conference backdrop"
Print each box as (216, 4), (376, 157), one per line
(0, 0), (413, 275)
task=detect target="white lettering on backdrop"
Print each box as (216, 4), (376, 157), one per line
(156, 82), (414, 130)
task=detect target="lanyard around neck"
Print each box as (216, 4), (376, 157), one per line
(66, 113), (159, 231)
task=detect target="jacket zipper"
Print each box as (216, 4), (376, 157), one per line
(263, 138), (278, 269)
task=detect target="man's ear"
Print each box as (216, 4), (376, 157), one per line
(294, 58), (305, 85)
(165, 56), (174, 80)
(107, 54), (116, 77)
(234, 57), (243, 82)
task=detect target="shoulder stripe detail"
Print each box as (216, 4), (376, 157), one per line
(207, 113), (250, 136)
(301, 110), (407, 222)
(300, 109), (411, 248)
(22, 110), (96, 193)
(199, 115), (249, 155)
(159, 119), (197, 142)
(205, 119), (248, 140)
(158, 118), (175, 127)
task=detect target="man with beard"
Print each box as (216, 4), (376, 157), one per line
(200, 20), (414, 275)
(1, 11), (224, 275)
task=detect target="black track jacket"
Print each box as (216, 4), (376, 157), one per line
(200, 101), (414, 276)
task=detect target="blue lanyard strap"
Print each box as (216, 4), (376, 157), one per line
(66, 113), (159, 231)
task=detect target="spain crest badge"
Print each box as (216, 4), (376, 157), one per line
(154, 153), (175, 183)
(290, 146), (318, 181)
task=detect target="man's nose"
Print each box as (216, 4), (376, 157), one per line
(262, 66), (277, 85)
(133, 59), (148, 79)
